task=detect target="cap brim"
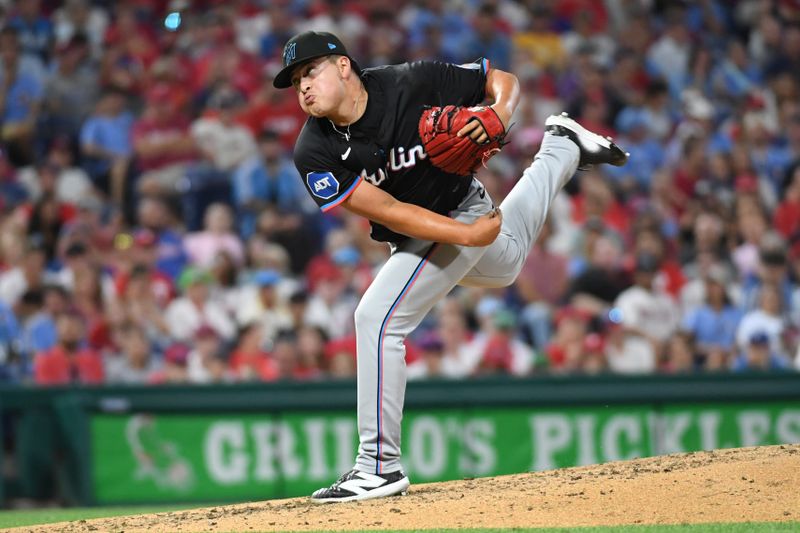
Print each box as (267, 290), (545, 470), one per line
(273, 53), (325, 89)
(273, 55), (361, 89)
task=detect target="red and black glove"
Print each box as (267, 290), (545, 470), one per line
(419, 105), (507, 176)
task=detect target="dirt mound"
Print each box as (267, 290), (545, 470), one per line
(15, 444), (800, 532)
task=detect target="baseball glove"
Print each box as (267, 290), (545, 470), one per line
(419, 105), (507, 176)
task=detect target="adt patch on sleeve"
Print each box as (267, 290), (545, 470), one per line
(307, 171), (340, 199)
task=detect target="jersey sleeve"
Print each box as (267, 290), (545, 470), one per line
(293, 129), (363, 212)
(408, 58), (489, 107)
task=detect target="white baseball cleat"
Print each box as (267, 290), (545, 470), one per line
(545, 112), (630, 168)
(310, 469), (410, 503)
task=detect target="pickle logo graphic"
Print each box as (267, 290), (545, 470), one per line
(125, 415), (196, 492)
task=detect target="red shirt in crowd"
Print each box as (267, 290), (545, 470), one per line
(570, 195), (631, 235)
(555, 0), (609, 32)
(114, 270), (176, 308)
(131, 114), (196, 172)
(229, 350), (280, 382)
(33, 346), (104, 386)
(774, 199), (800, 239)
(238, 94), (307, 150)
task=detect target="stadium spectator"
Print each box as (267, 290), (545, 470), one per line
(235, 268), (292, 345)
(0, 26), (44, 167)
(295, 325), (326, 380)
(407, 331), (447, 380)
(258, 2), (296, 62)
(33, 311), (103, 385)
(359, 9), (407, 69)
(41, 34), (98, 155)
(512, 5), (564, 72)
(132, 83), (197, 199)
(463, 3), (512, 72)
(7, 0), (54, 67)
(233, 128), (320, 264)
(566, 231), (628, 315)
(773, 163), (800, 241)
(238, 67), (306, 151)
(79, 86), (134, 207)
(52, 0), (110, 59)
(295, 0), (366, 54)
(134, 196), (188, 281)
(544, 306), (591, 373)
(607, 108), (666, 194)
(324, 335), (357, 379)
(112, 261), (173, 349)
(16, 286), (67, 363)
(184, 85), (256, 230)
(17, 140), (96, 205)
(186, 324), (228, 384)
(208, 250), (243, 316)
(467, 300), (535, 377)
(165, 266), (236, 343)
(271, 331), (302, 380)
(0, 298), (21, 381)
(184, 202), (245, 268)
(577, 332), (607, 375)
(561, 10), (615, 69)
(71, 264), (111, 351)
(105, 322), (161, 384)
(732, 330), (792, 373)
(608, 252), (680, 374)
(663, 331), (696, 374)
(402, 0), (470, 63)
(149, 342), (189, 384)
(24, 192), (72, 265)
(646, 6), (691, 94)
(680, 265), (742, 367)
(0, 237), (47, 306)
(303, 250), (359, 340)
(736, 283), (789, 361)
(228, 322), (277, 382)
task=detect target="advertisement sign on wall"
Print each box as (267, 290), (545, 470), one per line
(91, 403), (800, 503)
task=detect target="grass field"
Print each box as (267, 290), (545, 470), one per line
(0, 504), (201, 529)
(0, 505), (798, 533)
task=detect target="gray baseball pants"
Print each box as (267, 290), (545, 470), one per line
(353, 134), (580, 475)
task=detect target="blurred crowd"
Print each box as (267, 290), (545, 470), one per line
(0, 0), (799, 386)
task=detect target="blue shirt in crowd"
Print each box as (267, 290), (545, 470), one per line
(0, 301), (20, 381)
(681, 304), (742, 352)
(156, 229), (189, 282)
(8, 15), (53, 63)
(0, 69), (42, 123)
(233, 156), (317, 239)
(80, 111), (135, 158)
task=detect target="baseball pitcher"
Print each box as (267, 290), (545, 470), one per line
(272, 31), (628, 502)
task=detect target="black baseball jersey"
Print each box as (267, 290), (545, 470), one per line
(293, 59), (490, 243)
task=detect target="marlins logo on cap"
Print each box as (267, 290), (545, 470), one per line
(283, 42), (297, 66)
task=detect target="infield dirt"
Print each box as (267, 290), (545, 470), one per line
(12, 444), (800, 532)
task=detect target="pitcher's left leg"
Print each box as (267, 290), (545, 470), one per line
(460, 133), (579, 288)
(460, 114), (629, 289)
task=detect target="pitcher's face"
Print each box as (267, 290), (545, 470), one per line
(291, 56), (345, 118)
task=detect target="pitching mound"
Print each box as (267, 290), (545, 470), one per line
(15, 444), (800, 532)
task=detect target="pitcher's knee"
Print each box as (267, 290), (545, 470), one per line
(354, 299), (380, 333)
(497, 264), (524, 287)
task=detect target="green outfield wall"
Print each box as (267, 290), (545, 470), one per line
(1, 373), (799, 506)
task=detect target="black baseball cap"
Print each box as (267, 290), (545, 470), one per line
(273, 31), (361, 89)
